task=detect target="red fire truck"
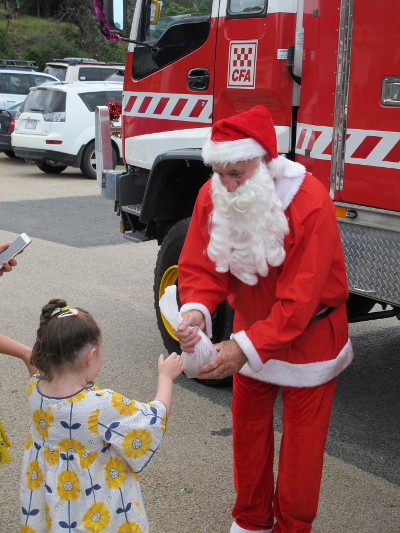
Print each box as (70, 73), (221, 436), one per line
(97, 0), (400, 355)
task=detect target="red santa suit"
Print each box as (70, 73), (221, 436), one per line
(177, 107), (353, 533)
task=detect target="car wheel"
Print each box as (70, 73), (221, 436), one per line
(80, 140), (117, 180)
(4, 150), (16, 158)
(37, 161), (67, 174)
(154, 217), (233, 387)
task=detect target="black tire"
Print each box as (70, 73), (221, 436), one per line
(80, 140), (117, 180)
(4, 150), (16, 158)
(346, 293), (375, 320)
(37, 161), (67, 174)
(154, 218), (233, 387)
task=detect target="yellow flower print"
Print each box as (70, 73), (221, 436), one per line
(149, 401), (167, 434)
(111, 392), (138, 416)
(65, 388), (90, 403)
(82, 501), (110, 533)
(25, 427), (33, 450)
(0, 444), (11, 465)
(56, 470), (81, 501)
(27, 377), (38, 397)
(44, 502), (52, 530)
(117, 522), (143, 533)
(80, 451), (98, 469)
(134, 498), (141, 514)
(21, 526), (36, 533)
(33, 407), (54, 439)
(122, 429), (152, 460)
(58, 438), (87, 455)
(104, 456), (127, 489)
(26, 460), (44, 490)
(44, 447), (59, 465)
(87, 409), (100, 435)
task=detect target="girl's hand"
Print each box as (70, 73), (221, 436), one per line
(158, 352), (183, 381)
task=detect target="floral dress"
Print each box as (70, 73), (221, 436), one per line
(0, 419), (12, 467)
(20, 376), (167, 533)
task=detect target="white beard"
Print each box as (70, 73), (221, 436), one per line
(207, 161), (289, 286)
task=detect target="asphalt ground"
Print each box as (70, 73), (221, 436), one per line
(0, 154), (399, 532)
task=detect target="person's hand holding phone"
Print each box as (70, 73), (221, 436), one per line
(0, 241), (17, 275)
(0, 234), (31, 275)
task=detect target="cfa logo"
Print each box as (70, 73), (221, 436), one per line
(228, 40), (258, 89)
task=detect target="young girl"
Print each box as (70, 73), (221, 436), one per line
(21, 298), (182, 533)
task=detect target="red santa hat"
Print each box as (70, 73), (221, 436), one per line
(202, 105), (278, 165)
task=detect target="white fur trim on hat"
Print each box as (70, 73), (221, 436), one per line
(202, 137), (266, 165)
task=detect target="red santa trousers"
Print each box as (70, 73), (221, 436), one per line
(232, 373), (337, 532)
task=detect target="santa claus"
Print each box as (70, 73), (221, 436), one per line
(175, 106), (353, 532)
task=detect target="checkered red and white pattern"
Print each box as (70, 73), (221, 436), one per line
(232, 47), (254, 68)
(228, 41), (258, 88)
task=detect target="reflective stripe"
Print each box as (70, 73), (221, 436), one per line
(296, 123), (400, 170)
(123, 92), (213, 123)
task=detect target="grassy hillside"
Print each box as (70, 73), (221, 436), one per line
(0, 12), (127, 70)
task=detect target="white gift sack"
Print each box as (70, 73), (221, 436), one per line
(159, 285), (217, 378)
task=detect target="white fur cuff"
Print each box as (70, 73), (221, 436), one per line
(180, 303), (212, 338)
(231, 330), (264, 372)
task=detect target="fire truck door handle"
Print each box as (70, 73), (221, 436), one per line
(187, 68), (209, 91)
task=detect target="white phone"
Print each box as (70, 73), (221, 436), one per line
(0, 233), (32, 268)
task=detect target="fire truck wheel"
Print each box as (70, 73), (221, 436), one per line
(346, 293), (375, 319)
(80, 140), (117, 180)
(37, 161), (67, 174)
(154, 217), (233, 387)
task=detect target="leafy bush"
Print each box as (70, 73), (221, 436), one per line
(0, 30), (13, 57)
(0, 14), (126, 70)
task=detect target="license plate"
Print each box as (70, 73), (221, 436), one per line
(25, 120), (37, 130)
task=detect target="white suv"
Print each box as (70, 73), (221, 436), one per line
(0, 60), (58, 110)
(12, 81), (123, 179)
(44, 58), (125, 82)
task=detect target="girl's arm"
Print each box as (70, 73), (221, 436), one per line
(0, 334), (36, 375)
(154, 352), (183, 417)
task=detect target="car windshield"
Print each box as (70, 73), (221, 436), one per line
(144, 0), (212, 42)
(78, 67), (122, 81)
(21, 89), (66, 113)
(44, 66), (67, 81)
(8, 102), (22, 112)
(79, 90), (122, 112)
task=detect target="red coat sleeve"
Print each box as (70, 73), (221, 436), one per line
(178, 181), (230, 314)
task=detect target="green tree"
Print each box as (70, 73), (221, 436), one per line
(0, 29), (13, 57)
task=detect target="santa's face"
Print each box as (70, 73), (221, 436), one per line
(207, 158), (289, 285)
(212, 159), (260, 192)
